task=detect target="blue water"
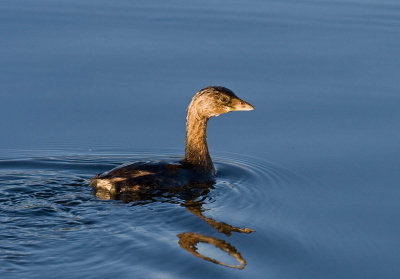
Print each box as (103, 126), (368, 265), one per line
(1, 0), (400, 278)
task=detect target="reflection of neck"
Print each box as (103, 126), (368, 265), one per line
(184, 108), (214, 173)
(184, 200), (253, 235)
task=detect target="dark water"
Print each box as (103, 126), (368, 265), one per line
(1, 0), (400, 278)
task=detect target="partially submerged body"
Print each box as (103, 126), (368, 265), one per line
(89, 160), (214, 200)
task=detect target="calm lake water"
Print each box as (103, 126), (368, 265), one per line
(1, 0), (400, 278)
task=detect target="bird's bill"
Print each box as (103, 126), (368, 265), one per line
(230, 98), (254, 111)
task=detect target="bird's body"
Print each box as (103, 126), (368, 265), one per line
(90, 160), (214, 200)
(90, 86), (253, 199)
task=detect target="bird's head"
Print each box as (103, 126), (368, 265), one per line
(188, 86), (254, 119)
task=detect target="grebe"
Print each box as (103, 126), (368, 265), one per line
(90, 86), (254, 199)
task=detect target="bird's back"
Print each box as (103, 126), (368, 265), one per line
(89, 160), (214, 201)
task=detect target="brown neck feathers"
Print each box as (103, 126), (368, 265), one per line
(183, 105), (215, 174)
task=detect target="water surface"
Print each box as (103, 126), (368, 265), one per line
(1, 150), (301, 278)
(1, 0), (400, 278)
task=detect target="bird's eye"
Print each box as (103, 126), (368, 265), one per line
(220, 96), (229, 103)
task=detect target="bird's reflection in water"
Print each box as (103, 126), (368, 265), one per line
(93, 182), (253, 269)
(178, 232), (246, 269)
(182, 200), (253, 236)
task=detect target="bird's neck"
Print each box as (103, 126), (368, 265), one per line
(183, 109), (214, 174)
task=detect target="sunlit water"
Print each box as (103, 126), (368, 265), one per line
(1, 0), (400, 278)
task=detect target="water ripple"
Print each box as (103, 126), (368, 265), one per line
(0, 150), (306, 277)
